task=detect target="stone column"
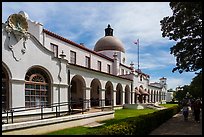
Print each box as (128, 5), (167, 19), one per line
(148, 94), (150, 103)
(84, 87), (91, 110)
(142, 95), (145, 103)
(156, 91), (159, 102)
(157, 92), (159, 102)
(159, 92), (161, 102)
(113, 90), (117, 106)
(99, 89), (106, 107)
(147, 95), (149, 103)
(128, 92), (131, 104)
(164, 92), (166, 101)
(132, 92), (135, 104)
(122, 91), (125, 105)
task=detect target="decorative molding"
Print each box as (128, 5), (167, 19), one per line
(5, 13), (30, 61)
(99, 89), (106, 91)
(58, 59), (62, 82)
(52, 83), (68, 87)
(11, 79), (25, 84)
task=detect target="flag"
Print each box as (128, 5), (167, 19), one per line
(133, 39), (139, 45)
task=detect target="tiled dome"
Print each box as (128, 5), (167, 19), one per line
(94, 24), (125, 53)
(94, 36), (125, 52)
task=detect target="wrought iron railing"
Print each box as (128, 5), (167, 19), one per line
(2, 99), (114, 124)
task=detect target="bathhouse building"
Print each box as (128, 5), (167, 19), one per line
(2, 11), (167, 114)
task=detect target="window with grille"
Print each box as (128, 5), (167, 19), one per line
(97, 61), (101, 71)
(85, 56), (90, 68)
(25, 69), (50, 108)
(51, 43), (58, 57)
(70, 50), (76, 64)
(107, 64), (111, 74)
(121, 69), (124, 75)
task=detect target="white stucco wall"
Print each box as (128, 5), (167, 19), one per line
(2, 12), (168, 111)
(166, 92), (173, 102)
(43, 34), (114, 75)
(2, 24), (69, 108)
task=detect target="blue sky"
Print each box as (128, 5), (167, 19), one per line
(2, 2), (198, 90)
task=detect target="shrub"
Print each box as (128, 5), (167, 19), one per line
(90, 106), (180, 135)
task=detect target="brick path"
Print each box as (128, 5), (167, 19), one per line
(149, 109), (202, 135)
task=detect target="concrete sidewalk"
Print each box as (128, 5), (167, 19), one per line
(149, 109), (202, 135)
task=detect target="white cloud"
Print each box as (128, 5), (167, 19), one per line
(2, 2), (59, 23)
(2, 2), (173, 47)
(126, 49), (176, 70)
(150, 71), (197, 90)
(3, 2), (196, 90)
(149, 77), (185, 90)
(106, 2), (173, 48)
(165, 78), (186, 90)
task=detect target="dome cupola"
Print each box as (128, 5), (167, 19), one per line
(94, 24), (125, 53)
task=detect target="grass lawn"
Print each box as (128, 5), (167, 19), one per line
(159, 103), (178, 108)
(45, 108), (158, 135)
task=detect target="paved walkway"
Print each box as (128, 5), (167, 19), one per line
(149, 109), (202, 135)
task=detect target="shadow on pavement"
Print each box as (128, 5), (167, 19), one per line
(149, 109), (202, 135)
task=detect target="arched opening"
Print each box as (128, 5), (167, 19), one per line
(90, 78), (101, 107)
(70, 75), (86, 109)
(125, 85), (130, 104)
(157, 90), (159, 102)
(159, 91), (161, 101)
(138, 85), (149, 103)
(105, 81), (113, 106)
(25, 67), (51, 108)
(135, 87), (140, 104)
(2, 66), (9, 111)
(138, 85), (143, 103)
(144, 89), (147, 103)
(151, 90), (153, 103)
(116, 83), (123, 105)
(156, 91), (158, 102)
(147, 89), (150, 103)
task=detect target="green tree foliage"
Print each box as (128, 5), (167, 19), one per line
(174, 71), (202, 101)
(160, 2), (202, 73)
(189, 71), (202, 98)
(174, 85), (190, 101)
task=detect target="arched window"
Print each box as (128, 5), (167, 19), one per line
(25, 68), (50, 108)
(2, 67), (9, 110)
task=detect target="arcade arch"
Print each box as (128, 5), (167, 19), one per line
(70, 75), (86, 109)
(105, 81), (113, 106)
(90, 78), (101, 107)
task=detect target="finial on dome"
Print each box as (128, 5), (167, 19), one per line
(105, 24), (113, 36)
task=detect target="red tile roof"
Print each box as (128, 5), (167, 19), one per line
(43, 29), (113, 62)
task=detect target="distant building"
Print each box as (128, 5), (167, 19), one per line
(166, 92), (174, 102)
(2, 11), (168, 112)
